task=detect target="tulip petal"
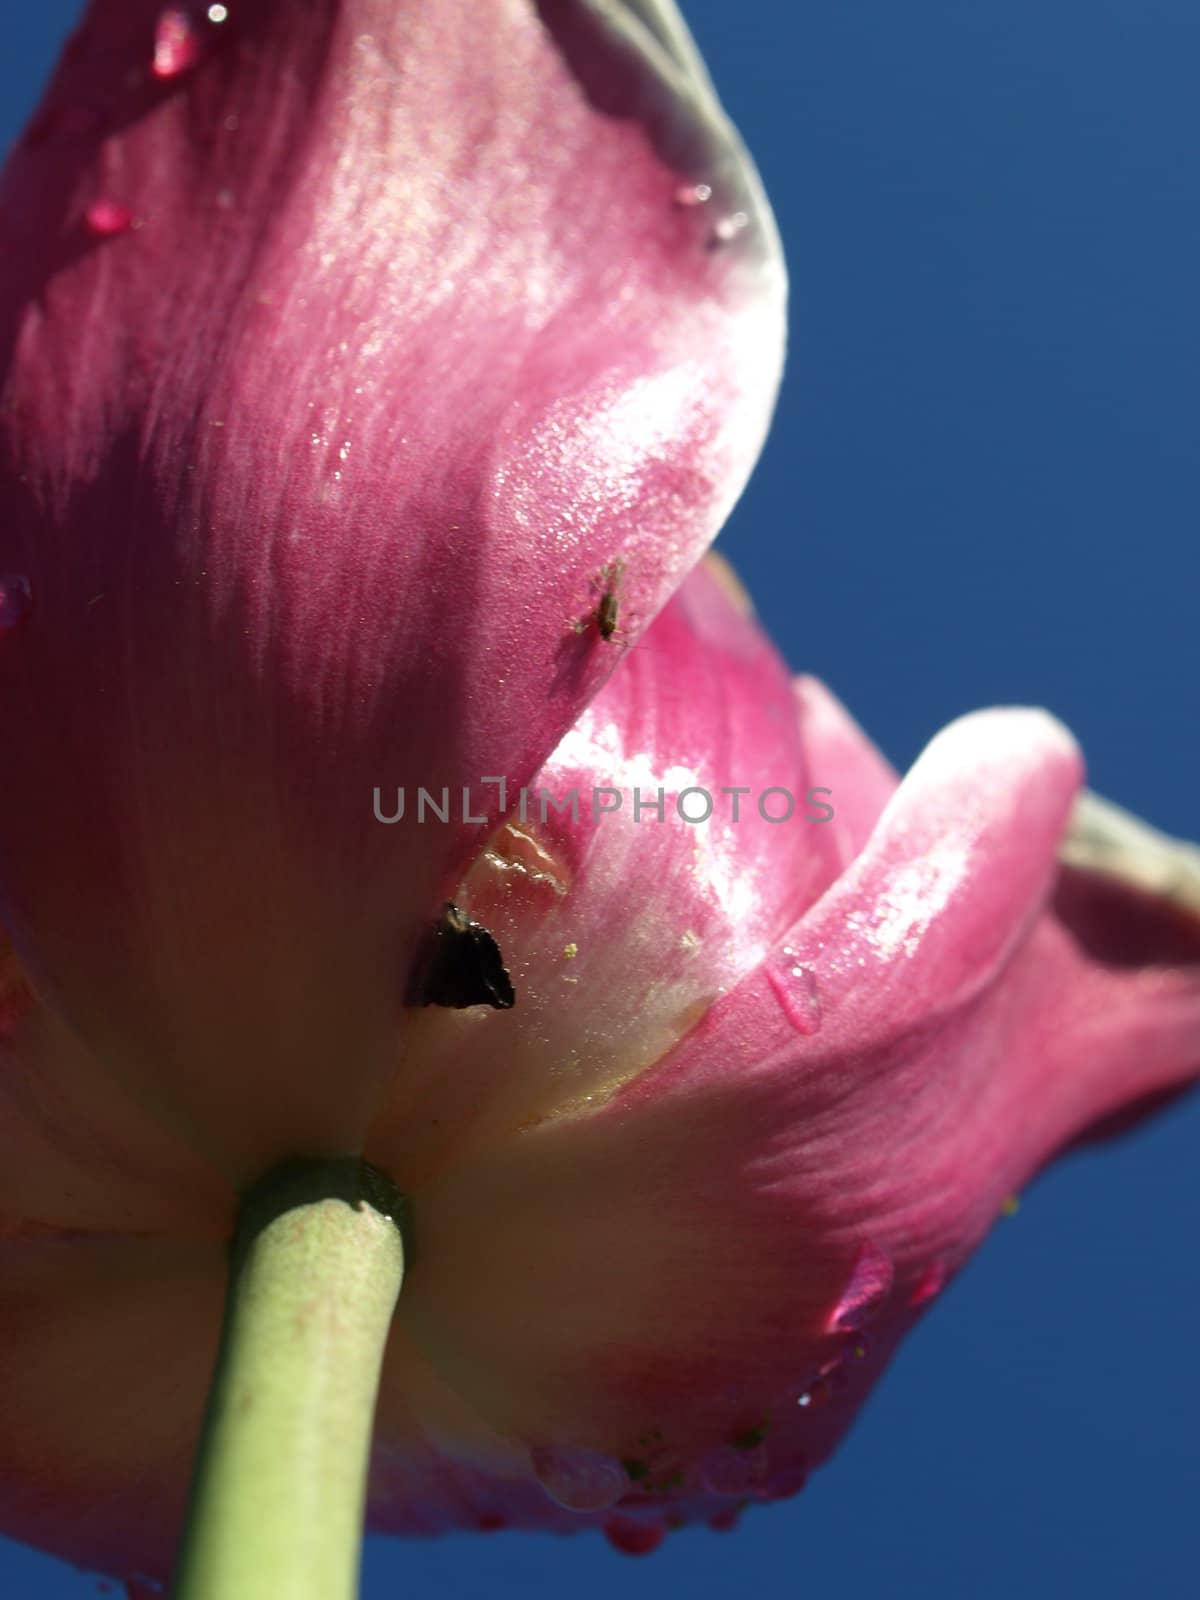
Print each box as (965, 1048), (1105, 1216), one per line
(0, 0), (784, 1176)
(776, 706), (1084, 1043)
(657, 705), (1084, 1089)
(366, 557), (845, 1187)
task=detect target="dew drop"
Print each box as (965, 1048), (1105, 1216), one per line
(153, 9), (201, 79)
(909, 1259), (948, 1307)
(711, 211), (750, 245)
(796, 1376), (832, 1410)
(531, 1444), (628, 1512)
(828, 1241), (894, 1333)
(674, 181), (712, 207)
(85, 200), (133, 238)
(207, 2), (229, 19)
(698, 1442), (768, 1498)
(766, 950), (822, 1035)
(0, 575), (32, 633)
(603, 1516), (666, 1556)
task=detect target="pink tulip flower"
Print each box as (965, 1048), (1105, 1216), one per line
(3, 2), (1199, 1594)
(4, 553), (1200, 1585)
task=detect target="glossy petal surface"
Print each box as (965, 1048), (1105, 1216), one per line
(0, 0), (785, 1176)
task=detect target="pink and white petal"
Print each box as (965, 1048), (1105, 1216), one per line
(605, 708), (1086, 1276)
(702, 706), (1085, 1074)
(829, 859), (1200, 1279)
(367, 560), (844, 1188)
(0, 0), (784, 1178)
(385, 711), (1087, 1469)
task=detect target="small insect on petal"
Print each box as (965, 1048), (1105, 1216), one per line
(574, 559), (628, 644)
(405, 901), (516, 1010)
(597, 591), (619, 641)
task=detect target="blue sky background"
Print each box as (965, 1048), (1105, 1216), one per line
(2, 2), (1198, 1596)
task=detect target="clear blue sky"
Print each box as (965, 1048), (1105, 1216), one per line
(3, 3), (1198, 1596)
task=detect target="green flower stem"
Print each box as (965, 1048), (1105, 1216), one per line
(171, 1158), (408, 1600)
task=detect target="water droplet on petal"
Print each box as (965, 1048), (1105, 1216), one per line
(909, 1260), (949, 1307)
(85, 201), (133, 237)
(674, 181), (712, 207)
(207, 2), (229, 20)
(828, 1241), (894, 1333)
(767, 950), (822, 1035)
(153, 9), (201, 78)
(797, 1376), (833, 1410)
(603, 1516), (666, 1556)
(0, 575), (32, 633)
(711, 211), (750, 245)
(531, 1444), (628, 1512)
(698, 1442), (768, 1498)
